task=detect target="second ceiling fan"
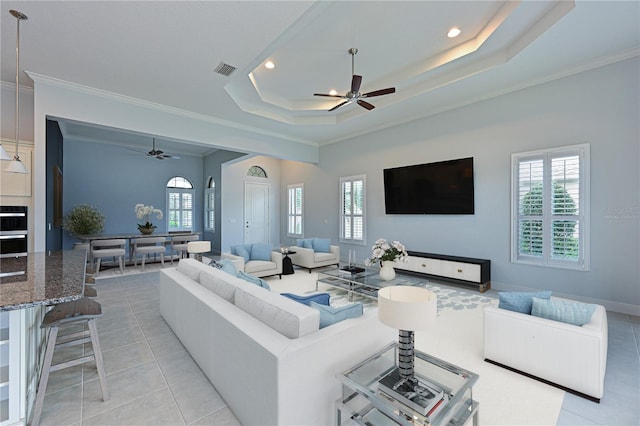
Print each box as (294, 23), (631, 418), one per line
(314, 48), (396, 112)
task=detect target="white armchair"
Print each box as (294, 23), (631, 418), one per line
(222, 248), (283, 278)
(289, 244), (340, 273)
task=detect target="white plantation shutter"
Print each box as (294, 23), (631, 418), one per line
(287, 184), (304, 237)
(167, 176), (194, 232)
(511, 145), (589, 270)
(340, 175), (366, 243)
(205, 178), (215, 231)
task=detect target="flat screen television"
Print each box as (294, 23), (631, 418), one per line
(383, 157), (474, 214)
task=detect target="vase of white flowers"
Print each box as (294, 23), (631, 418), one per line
(135, 204), (163, 234)
(366, 238), (409, 281)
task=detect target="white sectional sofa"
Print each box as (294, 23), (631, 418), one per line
(484, 300), (608, 401)
(159, 258), (395, 426)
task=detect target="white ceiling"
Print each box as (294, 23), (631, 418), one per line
(1, 1), (638, 156)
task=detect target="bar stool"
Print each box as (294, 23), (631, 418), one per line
(31, 298), (109, 426)
(91, 239), (126, 276)
(132, 237), (166, 271)
(169, 234), (200, 264)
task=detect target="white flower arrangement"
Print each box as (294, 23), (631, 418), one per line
(365, 238), (409, 266)
(135, 204), (163, 231)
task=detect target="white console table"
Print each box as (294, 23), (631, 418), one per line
(395, 251), (491, 293)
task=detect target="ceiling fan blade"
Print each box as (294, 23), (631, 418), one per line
(362, 87), (396, 98)
(329, 100), (349, 112)
(314, 93), (344, 98)
(351, 75), (362, 94)
(357, 100), (375, 110)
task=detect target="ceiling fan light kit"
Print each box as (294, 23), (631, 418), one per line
(145, 138), (180, 160)
(314, 47), (395, 112)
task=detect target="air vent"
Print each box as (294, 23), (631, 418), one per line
(214, 62), (236, 76)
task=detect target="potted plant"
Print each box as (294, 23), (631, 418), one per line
(135, 204), (163, 234)
(63, 204), (105, 237)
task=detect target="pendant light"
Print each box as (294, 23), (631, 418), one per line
(6, 10), (28, 174)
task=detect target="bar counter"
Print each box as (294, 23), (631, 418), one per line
(0, 250), (86, 311)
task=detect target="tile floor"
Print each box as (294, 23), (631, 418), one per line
(38, 263), (640, 425)
(38, 269), (241, 426)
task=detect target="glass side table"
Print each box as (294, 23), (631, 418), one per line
(337, 342), (479, 426)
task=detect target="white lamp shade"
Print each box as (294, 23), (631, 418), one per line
(5, 158), (28, 174)
(0, 144), (11, 160)
(378, 286), (437, 331)
(187, 240), (211, 254)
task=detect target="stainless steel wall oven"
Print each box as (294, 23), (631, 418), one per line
(0, 206), (28, 258)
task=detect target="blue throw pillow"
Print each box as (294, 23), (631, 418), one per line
(281, 293), (330, 306)
(217, 258), (237, 276)
(309, 301), (363, 328)
(250, 243), (272, 261)
(237, 270), (270, 291)
(498, 291), (552, 314)
(531, 297), (597, 326)
(230, 244), (251, 263)
(302, 239), (314, 249)
(296, 238), (312, 247)
(312, 238), (331, 253)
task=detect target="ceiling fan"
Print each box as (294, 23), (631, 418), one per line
(133, 138), (180, 160)
(314, 48), (396, 112)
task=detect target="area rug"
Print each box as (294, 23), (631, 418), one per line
(266, 270), (565, 425)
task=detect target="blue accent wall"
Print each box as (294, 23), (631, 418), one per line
(62, 139), (203, 249)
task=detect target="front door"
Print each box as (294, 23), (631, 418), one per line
(244, 182), (269, 244)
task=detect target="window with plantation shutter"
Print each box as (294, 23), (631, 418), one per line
(205, 177), (215, 231)
(340, 175), (366, 244)
(166, 176), (194, 232)
(511, 144), (589, 270)
(287, 184), (304, 237)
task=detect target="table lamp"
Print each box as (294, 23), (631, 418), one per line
(378, 286), (438, 414)
(187, 241), (211, 262)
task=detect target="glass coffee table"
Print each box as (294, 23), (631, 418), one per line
(337, 342), (479, 426)
(317, 265), (428, 301)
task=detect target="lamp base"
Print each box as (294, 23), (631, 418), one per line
(378, 368), (445, 416)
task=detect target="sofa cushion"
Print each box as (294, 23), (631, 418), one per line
(199, 271), (237, 302)
(531, 297), (597, 326)
(303, 239), (314, 249)
(281, 293), (330, 306)
(251, 243), (272, 261)
(234, 284), (320, 339)
(177, 259), (203, 282)
(245, 260), (277, 274)
(314, 252), (336, 262)
(312, 238), (331, 253)
(309, 301), (364, 328)
(230, 244), (251, 263)
(498, 291), (552, 314)
(237, 271), (271, 290)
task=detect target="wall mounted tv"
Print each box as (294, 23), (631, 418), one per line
(383, 157), (474, 214)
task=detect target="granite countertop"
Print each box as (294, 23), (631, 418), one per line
(0, 250), (87, 311)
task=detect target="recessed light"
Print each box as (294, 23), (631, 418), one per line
(329, 89), (338, 96)
(447, 27), (461, 38)
(265, 61), (275, 69)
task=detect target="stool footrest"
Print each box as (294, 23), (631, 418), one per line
(50, 354), (95, 372)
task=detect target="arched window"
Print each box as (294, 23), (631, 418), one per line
(166, 176), (194, 231)
(205, 177), (215, 231)
(247, 165), (267, 178)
